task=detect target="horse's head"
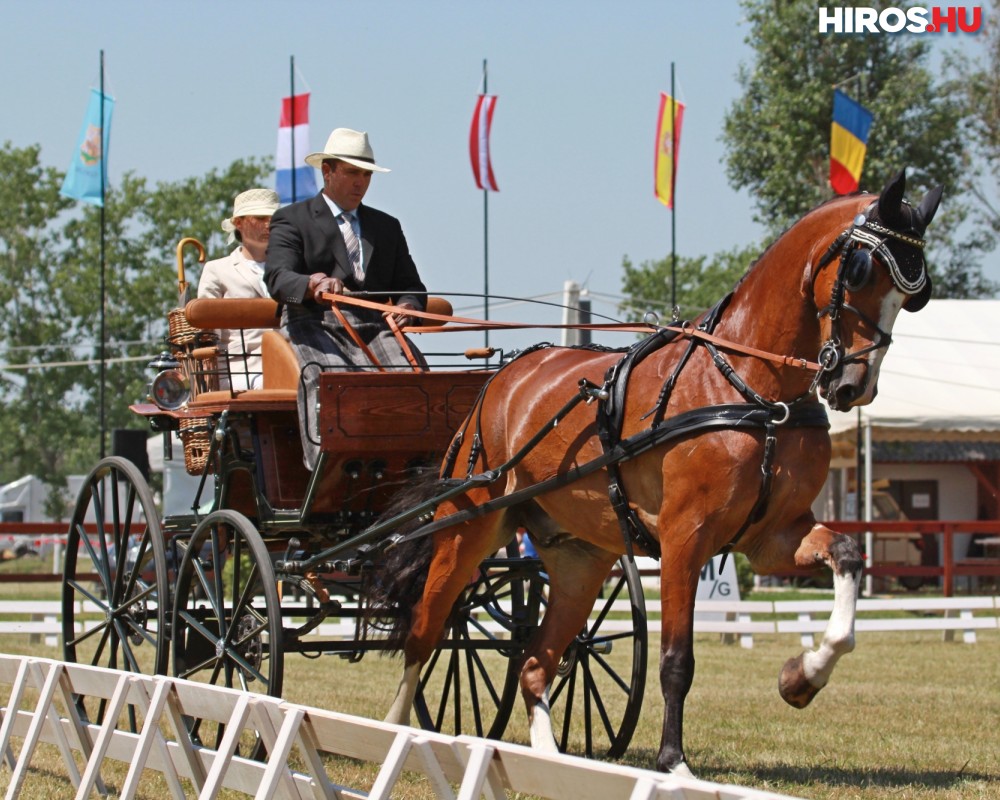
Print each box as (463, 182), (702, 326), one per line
(810, 169), (942, 410)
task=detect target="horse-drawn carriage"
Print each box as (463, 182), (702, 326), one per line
(60, 242), (649, 758)
(61, 171), (943, 774)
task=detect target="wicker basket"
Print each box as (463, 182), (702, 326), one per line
(168, 307), (221, 397)
(167, 307), (200, 348)
(178, 417), (213, 475)
(184, 347), (221, 397)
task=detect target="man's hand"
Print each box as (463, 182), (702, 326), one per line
(390, 301), (419, 329)
(307, 273), (344, 301)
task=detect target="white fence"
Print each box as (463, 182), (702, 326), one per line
(0, 654), (803, 800)
(2, 597), (998, 653)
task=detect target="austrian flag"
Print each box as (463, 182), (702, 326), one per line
(276, 92), (317, 203)
(469, 94), (499, 192)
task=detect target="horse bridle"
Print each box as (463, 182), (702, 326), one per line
(812, 205), (928, 389)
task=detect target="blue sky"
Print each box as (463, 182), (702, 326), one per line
(1, 1), (989, 353)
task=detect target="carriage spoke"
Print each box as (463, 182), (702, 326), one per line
(580, 654), (617, 753)
(465, 646), (484, 736)
(112, 619), (143, 673)
(434, 649), (457, 731)
(556, 661), (577, 750)
(587, 646), (632, 695)
(586, 575), (626, 636)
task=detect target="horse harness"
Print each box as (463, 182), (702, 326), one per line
(813, 205), (930, 378)
(594, 295), (826, 562)
(386, 208), (929, 561)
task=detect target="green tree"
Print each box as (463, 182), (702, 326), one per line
(0, 144), (270, 494)
(722, 0), (992, 297)
(619, 244), (760, 323)
(949, 0), (1000, 240)
(0, 142), (78, 495)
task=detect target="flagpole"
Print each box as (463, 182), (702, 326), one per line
(99, 49), (107, 460)
(290, 55), (296, 202)
(482, 58), (490, 352)
(669, 61), (677, 316)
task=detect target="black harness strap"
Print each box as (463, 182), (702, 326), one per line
(392, 401), (828, 547)
(596, 295), (743, 559)
(595, 329), (682, 559)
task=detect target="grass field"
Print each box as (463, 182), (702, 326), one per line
(1, 618), (998, 800)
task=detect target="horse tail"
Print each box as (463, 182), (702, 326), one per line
(363, 470), (446, 652)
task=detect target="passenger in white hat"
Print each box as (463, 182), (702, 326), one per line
(265, 128), (427, 470)
(198, 188), (281, 389)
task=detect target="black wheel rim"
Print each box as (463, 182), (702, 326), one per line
(413, 544), (528, 739)
(545, 556), (647, 758)
(171, 510), (282, 757)
(62, 457), (168, 728)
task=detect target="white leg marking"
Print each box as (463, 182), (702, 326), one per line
(528, 687), (559, 753)
(385, 662), (421, 726)
(670, 761), (695, 778)
(801, 568), (859, 688)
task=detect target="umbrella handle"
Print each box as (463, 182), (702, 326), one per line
(176, 237), (206, 303)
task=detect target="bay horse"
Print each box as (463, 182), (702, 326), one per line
(367, 170), (942, 774)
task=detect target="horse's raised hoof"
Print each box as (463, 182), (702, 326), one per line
(778, 654), (822, 709)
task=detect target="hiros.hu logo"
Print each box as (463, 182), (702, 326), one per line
(819, 6), (982, 33)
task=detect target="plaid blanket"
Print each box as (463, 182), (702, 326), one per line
(281, 303), (422, 469)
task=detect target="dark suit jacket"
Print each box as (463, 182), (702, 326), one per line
(264, 193), (426, 311)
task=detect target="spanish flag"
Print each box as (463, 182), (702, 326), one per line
(654, 92), (684, 208)
(830, 89), (873, 195)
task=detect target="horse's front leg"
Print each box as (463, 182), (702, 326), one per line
(656, 563), (699, 776)
(778, 523), (863, 708)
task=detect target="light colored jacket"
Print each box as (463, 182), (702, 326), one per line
(197, 248), (269, 388)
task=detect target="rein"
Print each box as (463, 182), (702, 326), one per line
(320, 291), (826, 374)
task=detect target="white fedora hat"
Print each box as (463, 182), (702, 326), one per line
(221, 188), (280, 242)
(305, 128), (390, 172)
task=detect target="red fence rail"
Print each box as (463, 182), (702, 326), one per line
(822, 520), (1000, 597)
(3, 521), (1000, 596)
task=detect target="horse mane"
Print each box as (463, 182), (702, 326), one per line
(728, 192), (869, 298)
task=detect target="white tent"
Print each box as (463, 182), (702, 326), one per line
(827, 299), (1000, 435)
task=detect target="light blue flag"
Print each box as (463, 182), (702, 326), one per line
(61, 89), (114, 206)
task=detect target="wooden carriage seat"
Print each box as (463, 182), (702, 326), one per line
(182, 296), (453, 401)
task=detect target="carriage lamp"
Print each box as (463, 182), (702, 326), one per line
(148, 351), (180, 372)
(149, 369), (190, 411)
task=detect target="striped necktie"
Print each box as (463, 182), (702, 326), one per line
(339, 212), (364, 282)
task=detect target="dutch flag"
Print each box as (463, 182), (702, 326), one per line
(276, 93), (317, 203)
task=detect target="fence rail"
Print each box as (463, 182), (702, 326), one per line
(1, 597), (997, 654)
(5, 520), (1000, 594)
(0, 654), (802, 800)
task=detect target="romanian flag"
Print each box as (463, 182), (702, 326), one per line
(276, 92), (317, 203)
(654, 92), (684, 209)
(830, 89), (873, 195)
(469, 94), (499, 192)
(60, 88), (114, 207)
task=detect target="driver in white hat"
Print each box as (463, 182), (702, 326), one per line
(265, 128), (427, 469)
(198, 187), (281, 389)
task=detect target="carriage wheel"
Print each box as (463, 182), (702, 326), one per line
(413, 542), (526, 739)
(62, 457), (169, 726)
(544, 555), (647, 758)
(171, 510), (282, 757)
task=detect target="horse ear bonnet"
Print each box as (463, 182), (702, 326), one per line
(875, 171), (943, 313)
(902, 184), (943, 312)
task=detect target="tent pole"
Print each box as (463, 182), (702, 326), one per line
(864, 416), (873, 597)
